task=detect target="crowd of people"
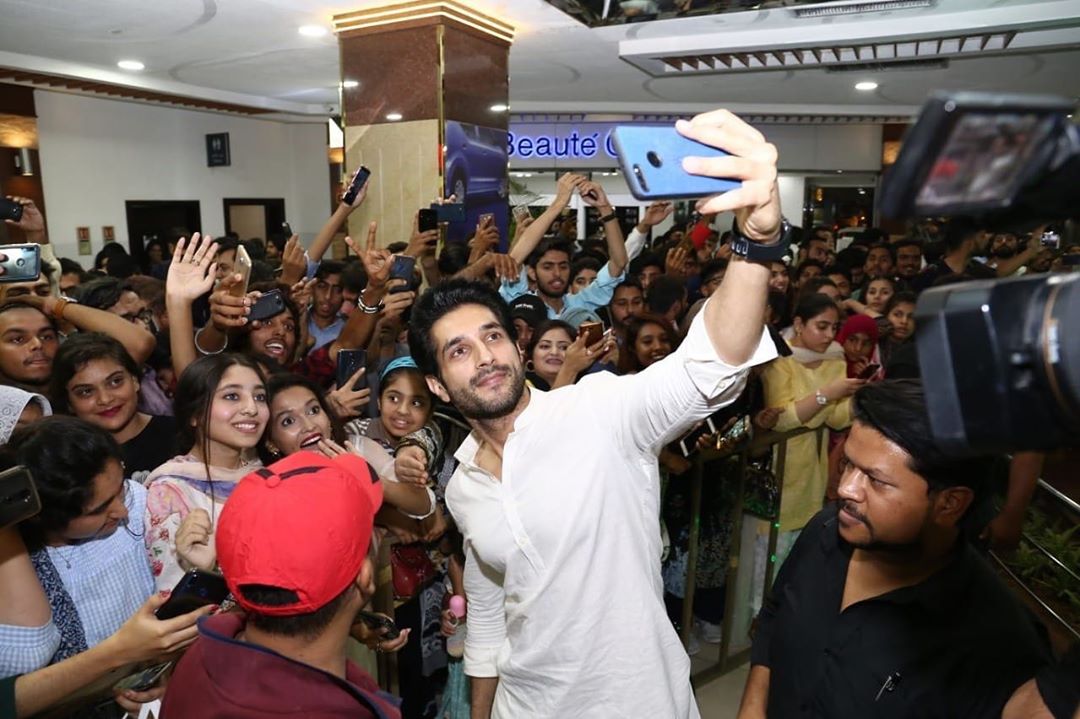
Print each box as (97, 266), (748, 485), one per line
(0, 105), (1077, 719)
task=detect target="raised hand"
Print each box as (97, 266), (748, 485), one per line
(327, 367), (371, 419)
(578, 181), (611, 209)
(665, 245), (689, 278)
(279, 235), (307, 287)
(676, 109), (781, 241)
(641, 201), (674, 228)
(288, 277), (317, 311)
(380, 285), (417, 322)
(345, 222), (391, 290)
(340, 168), (371, 210)
(3, 196), (44, 235)
(406, 212), (440, 258)
(175, 509), (216, 572)
(166, 233), (219, 304)
(208, 275), (256, 331)
(554, 173), (587, 205)
(470, 215), (500, 255)
(491, 254), (520, 284)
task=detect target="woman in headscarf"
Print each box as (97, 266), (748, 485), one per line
(0, 386), (52, 445)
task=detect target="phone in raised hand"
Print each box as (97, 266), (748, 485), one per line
(228, 244), (253, 298)
(613, 126), (740, 201)
(343, 166), (371, 205)
(0, 244), (41, 284)
(336, 349), (368, 391)
(578, 321), (603, 346)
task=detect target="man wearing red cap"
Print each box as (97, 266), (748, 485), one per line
(160, 452), (400, 719)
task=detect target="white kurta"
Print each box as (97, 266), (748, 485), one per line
(445, 304), (778, 718)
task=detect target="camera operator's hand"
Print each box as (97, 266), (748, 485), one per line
(822, 377), (865, 402)
(677, 110), (780, 242)
(175, 510), (216, 573)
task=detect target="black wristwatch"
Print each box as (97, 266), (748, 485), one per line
(729, 217), (793, 263)
(598, 209), (618, 224)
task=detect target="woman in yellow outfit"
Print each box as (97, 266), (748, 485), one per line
(755, 294), (865, 598)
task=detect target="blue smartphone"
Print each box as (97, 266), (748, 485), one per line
(613, 126), (740, 201)
(432, 202), (466, 223)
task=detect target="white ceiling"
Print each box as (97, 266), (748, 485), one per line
(0, 0), (1078, 121)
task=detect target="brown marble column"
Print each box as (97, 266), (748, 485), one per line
(333, 1), (513, 247)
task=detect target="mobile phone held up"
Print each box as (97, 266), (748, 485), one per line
(343, 166), (371, 206)
(613, 126), (740, 201)
(357, 610), (401, 640)
(389, 255), (417, 293)
(578, 321), (603, 346)
(249, 288), (286, 322)
(0, 244), (41, 284)
(418, 208), (439, 233)
(0, 197), (24, 223)
(155, 569), (229, 621)
(229, 244), (253, 298)
(431, 202), (466, 224)
(336, 349), (368, 391)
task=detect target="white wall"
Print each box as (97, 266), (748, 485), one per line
(34, 91), (328, 260)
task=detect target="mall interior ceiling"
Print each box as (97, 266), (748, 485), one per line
(0, 0), (1078, 123)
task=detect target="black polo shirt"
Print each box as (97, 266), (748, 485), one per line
(752, 506), (1050, 718)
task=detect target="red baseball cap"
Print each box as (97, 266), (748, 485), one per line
(216, 452), (383, 616)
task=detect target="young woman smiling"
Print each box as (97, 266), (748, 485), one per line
(144, 354), (268, 591)
(50, 333), (177, 482)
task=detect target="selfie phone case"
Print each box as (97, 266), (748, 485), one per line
(578, 321), (603, 346)
(336, 349), (368, 391)
(613, 126), (740, 201)
(155, 569), (229, 620)
(343, 166), (371, 205)
(249, 289), (286, 322)
(0, 244), (41, 284)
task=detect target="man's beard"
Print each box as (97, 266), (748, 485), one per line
(837, 500), (923, 557)
(538, 278), (568, 300)
(991, 245), (1017, 259)
(447, 362), (526, 421)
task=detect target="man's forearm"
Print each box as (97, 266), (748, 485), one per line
(471, 676), (498, 719)
(63, 304), (156, 364)
(509, 200), (566, 265)
(601, 212), (628, 276)
(736, 665), (770, 719)
(328, 285), (387, 363)
(309, 205), (352, 264)
(703, 256), (770, 366)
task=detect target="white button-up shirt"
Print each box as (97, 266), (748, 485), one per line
(445, 303), (778, 718)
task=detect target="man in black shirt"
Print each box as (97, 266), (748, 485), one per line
(740, 380), (1050, 718)
(911, 217), (997, 292)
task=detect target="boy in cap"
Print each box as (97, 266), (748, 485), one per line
(161, 452), (400, 719)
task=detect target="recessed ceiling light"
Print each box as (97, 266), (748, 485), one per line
(386, 112), (403, 121)
(854, 81), (878, 91)
(490, 103), (509, 112)
(298, 25), (328, 37)
(836, 170), (844, 174)
(117, 60), (145, 71)
(341, 80), (359, 89)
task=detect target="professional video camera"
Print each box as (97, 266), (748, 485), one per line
(879, 92), (1079, 455)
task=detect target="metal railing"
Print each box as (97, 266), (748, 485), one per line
(679, 425), (824, 688)
(988, 477), (1080, 643)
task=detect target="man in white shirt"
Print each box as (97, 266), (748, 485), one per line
(407, 108), (784, 719)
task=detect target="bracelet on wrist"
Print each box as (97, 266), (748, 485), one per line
(194, 325), (227, 356)
(357, 291), (385, 315)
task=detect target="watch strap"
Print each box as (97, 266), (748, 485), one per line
(729, 217), (793, 263)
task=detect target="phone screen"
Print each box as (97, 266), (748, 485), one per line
(418, 209), (438, 233)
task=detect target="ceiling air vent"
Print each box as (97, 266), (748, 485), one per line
(793, 0), (934, 18)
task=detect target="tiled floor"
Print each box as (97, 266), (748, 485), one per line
(689, 642), (750, 718)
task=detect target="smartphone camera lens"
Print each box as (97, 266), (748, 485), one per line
(633, 165), (650, 193)
(646, 151), (663, 168)
(15, 259), (24, 267)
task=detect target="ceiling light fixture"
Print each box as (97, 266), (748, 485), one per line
(490, 103), (509, 112)
(117, 60), (145, 71)
(854, 81), (878, 91)
(386, 112), (403, 121)
(15, 148), (33, 177)
(341, 80), (359, 89)
(298, 25), (329, 37)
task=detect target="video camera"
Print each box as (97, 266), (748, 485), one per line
(879, 92), (1079, 455)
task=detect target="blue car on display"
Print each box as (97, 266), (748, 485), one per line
(444, 120), (509, 205)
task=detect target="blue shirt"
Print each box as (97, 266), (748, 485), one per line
(308, 314), (346, 352)
(0, 481), (155, 677)
(499, 263), (625, 319)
